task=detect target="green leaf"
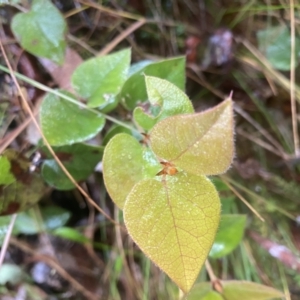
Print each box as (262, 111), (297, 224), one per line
(150, 98), (234, 176)
(134, 76), (194, 131)
(0, 150), (46, 216)
(119, 57), (186, 110)
(103, 133), (161, 209)
(186, 282), (213, 300)
(11, 0), (66, 64)
(15, 206), (71, 234)
(72, 49), (131, 108)
(41, 143), (103, 190)
(221, 280), (284, 300)
(53, 227), (90, 244)
(257, 25), (300, 71)
(0, 264), (25, 285)
(0, 156), (15, 185)
(201, 291), (224, 300)
(124, 173), (221, 293)
(209, 214), (246, 258)
(0, 216), (19, 245)
(40, 91), (105, 146)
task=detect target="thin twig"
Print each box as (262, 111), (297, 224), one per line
(290, 0), (299, 155)
(205, 260), (217, 282)
(221, 176), (265, 222)
(98, 18), (146, 56)
(0, 98), (41, 154)
(0, 214), (17, 268)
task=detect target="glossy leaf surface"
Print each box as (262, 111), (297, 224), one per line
(40, 91), (105, 145)
(41, 143), (103, 190)
(119, 57), (185, 110)
(150, 98), (234, 176)
(124, 173), (220, 293)
(72, 49), (131, 108)
(209, 214), (246, 258)
(11, 0), (66, 64)
(257, 25), (300, 71)
(0, 150), (46, 216)
(134, 76), (194, 131)
(222, 280), (284, 300)
(103, 133), (161, 209)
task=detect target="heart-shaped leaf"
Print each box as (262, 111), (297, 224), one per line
(124, 173), (220, 293)
(11, 0), (66, 64)
(0, 150), (46, 216)
(209, 214), (246, 258)
(103, 133), (161, 209)
(221, 280), (284, 300)
(40, 91), (105, 146)
(133, 76), (194, 131)
(119, 57), (185, 110)
(150, 98), (234, 176)
(72, 49), (131, 108)
(41, 143), (103, 190)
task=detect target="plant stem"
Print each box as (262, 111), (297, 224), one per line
(0, 64), (140, 134)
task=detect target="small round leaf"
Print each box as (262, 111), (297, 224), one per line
(103, 133), (161, 209)
(40, 91), (105, 146)
(134, 76), (194, 131)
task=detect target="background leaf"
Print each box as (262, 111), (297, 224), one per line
(11, 0), (66, 64)
(0, 264), (26, 285)
(41, 143), (103, 190)
(0, 216), (19, 245)
(14, 206), (71, 235)
(0, 150), (46, 216)
(221, 280), (284, 300)
(72, 49), (131, 108)
(133, 76), (194, 131)
(0, 156), (15, 185)
(40, 91), (105, 146)
(53, 227), (90, 243)
(124, 173), (220, 293)
(257, 25), (300, 71)
(119, 57), (186, 110)
(209, 214), (246, 258)
(103, 133), (161, 209)
(150, 98), (234, 176)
